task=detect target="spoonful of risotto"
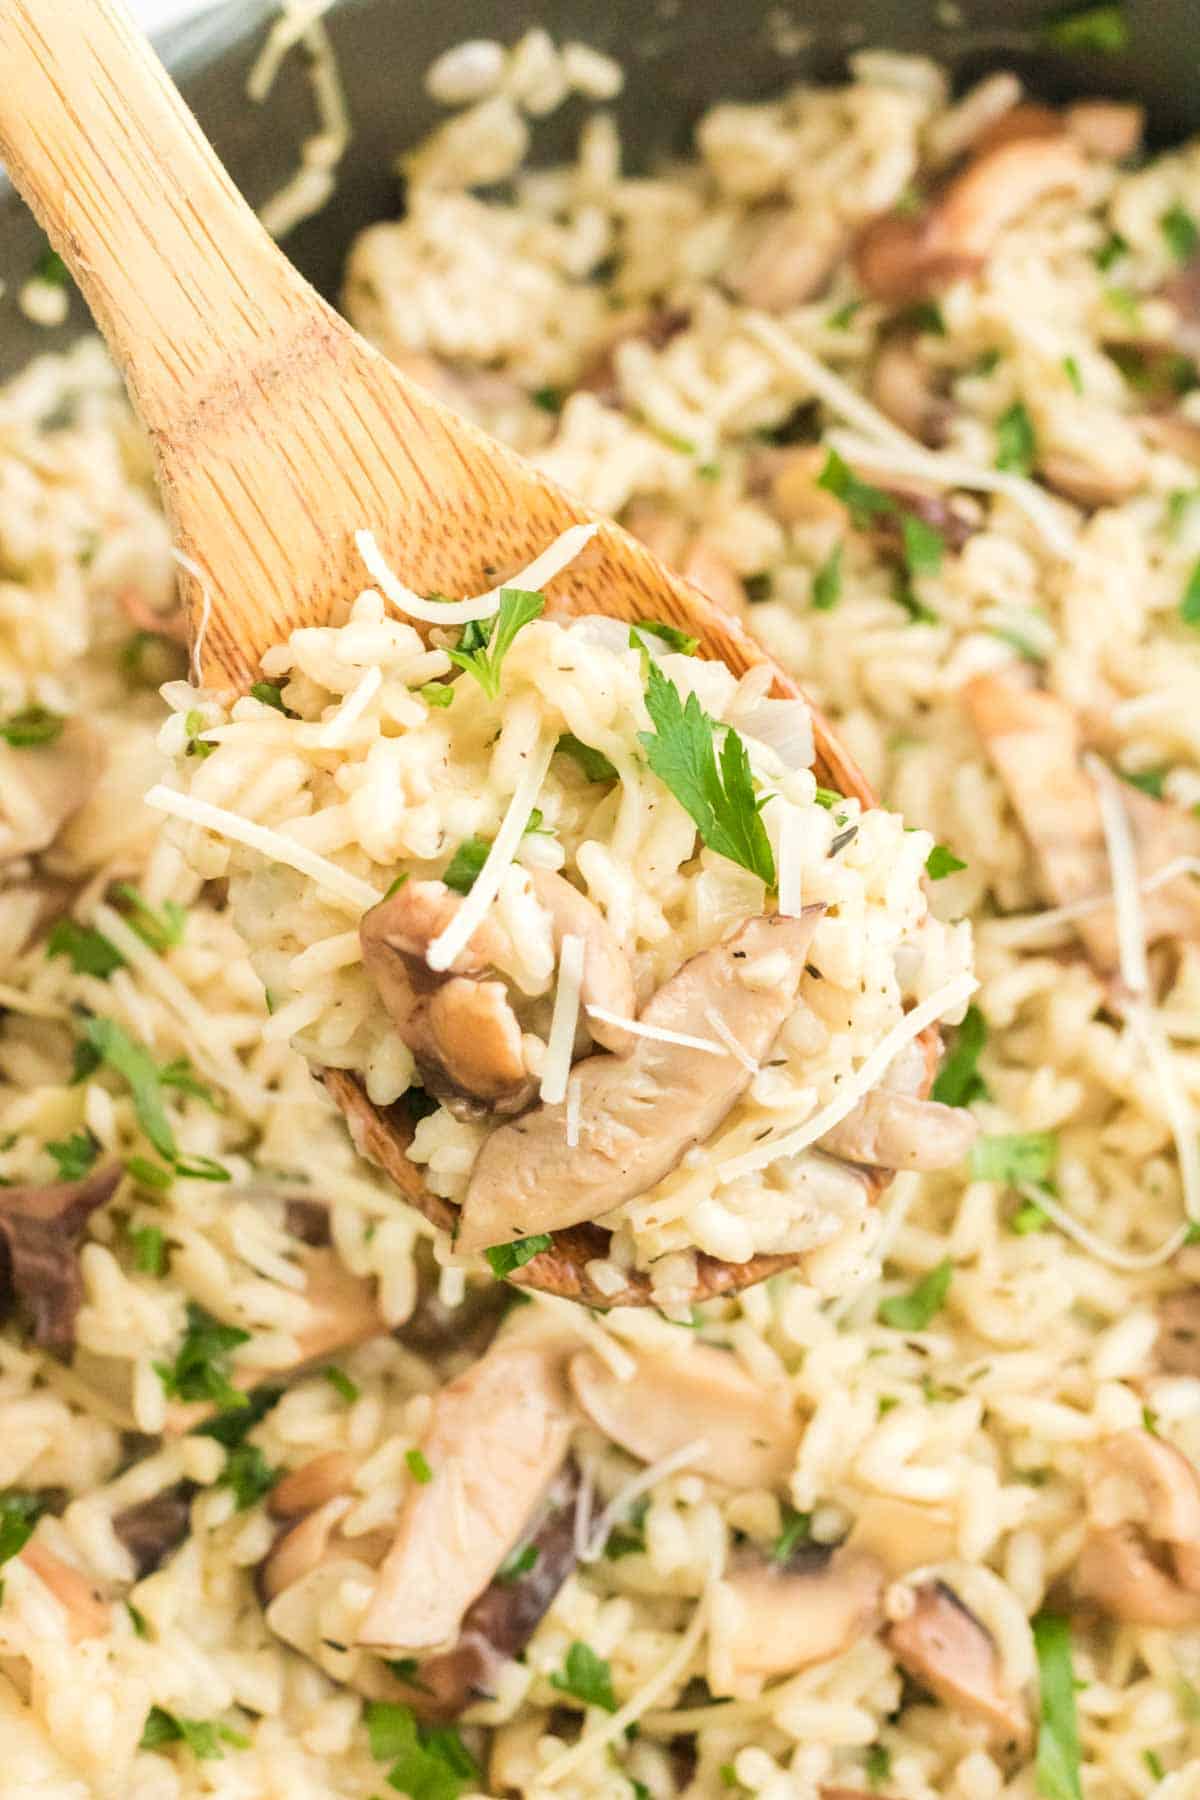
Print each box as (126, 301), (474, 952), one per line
(0, 0), (977, 1307)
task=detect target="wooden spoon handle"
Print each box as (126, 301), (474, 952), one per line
(0, 0), (300, 435)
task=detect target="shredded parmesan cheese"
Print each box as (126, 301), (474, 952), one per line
(776, 808), (804, 918)
(318, 664), (382, 748)
(1127, 1001), (1200, 1228)
(249, 2), (350, 240)
(355, 522), (599, 627)
(541, 933), (585, 1105)
(427, 740), (555, 972)
(745, 314), (916, 453)
(1018, 1182), (1190, 1271)
(715, 971), (978, 1182)
(144, 785), (382, 913)
(1084, 753), (1149, 997)
(980, 856), (1200, 947)
(91, 902), (242, 1088)
(580, 1439), (711, 1564)
(585, 1007), (727, 1057)
(703, 1007), (758, 1074)
(565, 1074), (582, 1148)
(170, 549), (211, 685)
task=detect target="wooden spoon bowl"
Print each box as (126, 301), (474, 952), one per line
(0, 0), (938, 1306)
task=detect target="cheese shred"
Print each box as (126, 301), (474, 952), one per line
(541, 933), (585, 1105)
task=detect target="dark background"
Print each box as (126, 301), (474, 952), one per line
(1, 0), (1195, 376)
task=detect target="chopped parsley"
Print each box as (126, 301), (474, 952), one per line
(1104, 285), (1141, 326)
(557, 732), (618, 783)
(217, 1443), (279, 1511)
(771, 1505), (812, 1561)
(604, 1495), (649, 1560)
(113, 885), (186, 954)
(811, 541), (844, 611)
(925, 844), (966, 880)
(1120, 764), (1168, 799)
(817, 448), (894, 529)
(532, 386), (563, 413)
(248, 681), (292, 714)
(1167, 488), (1200, 538)
(1180, 560), (1200, 627)
(1062, 355), (1084, 396)
(878, 1258), (953, 1331)
(78, 1018), (228, 1183)
(34, 248), (69, 288)
(1094, 230), (1129, 273)
(1039, 2), (1128, 54)
(897, 300), (946, 336)
(154, 1303), (250, 1412)
(194, 1383), (282, 1448)
(1032, 1612), (1083, 1800)
(891, 571), (939, 625)
(550, 1641), (618, 1712)
(420, 681), (455, 708)
(826, 299), (864, 330)
(183, 709), (215, 759)
(995, 401), (1037, 475)
(497, 1542), (540, 1583)
(324, 1365), (359, 1403)
(865, 1743), (893, 1789)
(0, 706), (64, 747)
(0, 1492), (44, 1567)
(901, 512), (944, 579)
(129, 1224), (167, 1276)
(446, 588), (544, 699)
(46, 919), (124, 979)
(405, 1448), (433, 1485)
(932, 1004), (988, 1107)
(485, 1234), (553, 1277)
(639, 658), (776, 888)
(442, 836), (490, 895)
(364, 1701), (479, 1800)
(629, 618), (699, 657)
(139, 1706), (248, 1760)
(1011, 1199), (1050, 1235)
(1162, 202), (1199, 264)
(126, 1601), (149, 1638)
(971, 1131), (1058, 1187)
(45, 1128), (100, 1182)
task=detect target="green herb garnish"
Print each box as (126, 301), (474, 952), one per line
(113, 885), (186, 954)
(865, 1744), (893, 1789)
(80, 1018), (228, 1183)
(1040, 3), (1128, 54)
(129, 1225), (167, 1276)
(827, 299), (864, 330)
(639, 658), (775, 888)
(926, 844), (966, 880)
(932, 1004), (988, 1106)
(995, 401), (1037, 475)
(405, 1448), (433, 1485)
(0, 1492), (44, 1567)
(1162, 202), (1199, 264)
(901, 512), (944, 579)
(420, 682), (455, 708)
(1012, 1200), (1050, 1235)
(971, 1131), (1058, 1187)
(1032, 1612), (1083, 1800)
(817, 448), (894, 529)
(497, 1542), (540, 1583)
(324, 1365), (359, 1403)
(0, 706), (64, 747)
(629, 619), (699, 657)
(556, 732), (618, 783)
(878, 1258), (953, 1331)
(183, 709), (215, 759)
(46, 1129), (100, 1181)
(1180, 560), (1200, 627)
(139, 1706), (247, 1760)
(217, 1443), (279, 1511)
(484, 1234), (553, 1277)
(771, 1505), (812, 1561)
(604, 1495), (649, 1560)
(550, 1641), (618, 1713)
(898, 300), (946, 336)
(447, 588), (544, 699)
(34, 248), (69, 287)
(46, 919), (124, 979)
(1120, 764), (1168, 799)
(441, 836), (490, 895)
(249, 681), (291, 714)
(154, 1302), (250, 1412)
(1094, 231), (1129, 273)
(811, 541), (843, 611)
(1062, 355), (1084, 395)
(365, 1701), (478, 1800)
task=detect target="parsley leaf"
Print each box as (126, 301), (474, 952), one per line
(1120, 764), (1168, 799)
(1033, 1613), (1083, 1800)
(827, 299), (863, 330)
(550, 1641), (618, 1713)
(926, 844), (967, 880)
(1040, 2), (1128, 53)
(217, 1443), (279, 1511)
(441, 837), (489, 895)
(46, 919), (124, 979)
(1180, 560), (1200, 627)
(556, 732), (618, 783)
(971, 1131), (1058, 1187)
(420, 681), (455, 708)
(113, 885), (186, 954)
(249, 681), (292, 714)
(364, 1701), (478, 1800)
(446, 588), (544, 698)
(184, 709), (215, 759)
(1012, 1199), (1050, 1235)
(932, 1004), (988, 1107)
(629, 619), (699, 657)
(154, 1302), (250, 1412)
(497, 1542), (540, 1583)
(866, 1744), (893, 1789)
(0, 1492), (44, 1567)
(194, 1384), (282, 1448)
(995, 401), (1037, 475)
(485, 1234), (553, 1277)
(129, 1224), (167, 1275)
(1062, 355), (1084, 395)
(139, 1706), (247, 1760)
(324, 1365), (359, 1403)
(811, 541), (843, 611)
(1163, 202), (1199, 264)
(817, 449), (894, 529)
(0, 706), (65, 747)
(604, 1496), (649, 1560)
(81, 1018), (228, 1183)
(639, 659), (775, 888)
(405, 1448), (433, 1485)
(879, 1259), (953, 1331)
(771, 1505), (812, 1561)
(46, 1129), (100, 1181)
(901, 511), (944, 578)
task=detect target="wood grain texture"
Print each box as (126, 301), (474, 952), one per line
(0, 0), (941, 1306)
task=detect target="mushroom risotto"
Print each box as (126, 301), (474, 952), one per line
(3, 23), (1200, 1800)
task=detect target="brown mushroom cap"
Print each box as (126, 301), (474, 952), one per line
(1158, 1287), (1200, 1377)
(869, 336), (956, 449)
(886, 1580), (1030, 1750)
(1075, 1430), (1200, 1625)
(0, 1165), (121, 1354)
(113, 1482), (196, 1579)
(708, 1544), (885, 1696)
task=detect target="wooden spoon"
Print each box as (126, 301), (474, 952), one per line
(0, 0), (938, 1306)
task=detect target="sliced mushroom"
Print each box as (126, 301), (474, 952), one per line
(269, 1451), (360, 1521)
(455, 907), (824, 1252)
(18, 1542), (109, 1641)
(964, 673), (1200, 970)
(819, 1088), (977, 1171)
(569, 1338), (798, 1488)
(1036, 411), (1149, 509)
(709, 1543), (884, 1696)
(0, 1165), (121, 1354)
(360, 878), (533, 1114)
(1158, 1288), (1200, 1377)
(1075, 1429), (1200, 1626)
(843, 1495), (958, 1576)
(261, 1494), (359, 1606)
(869, 335), (956, 448)
(526, 868), (635, 1054)
(355, 1334), (572, 1652)
(727, 207), (845, 312)
(0, 719), (101, 865)
(113, 1482), (196, 1579)
(886, 1580), (1030, 1749)
(855, 137), (1087, 302)
(284, 1197), (334, 1246)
